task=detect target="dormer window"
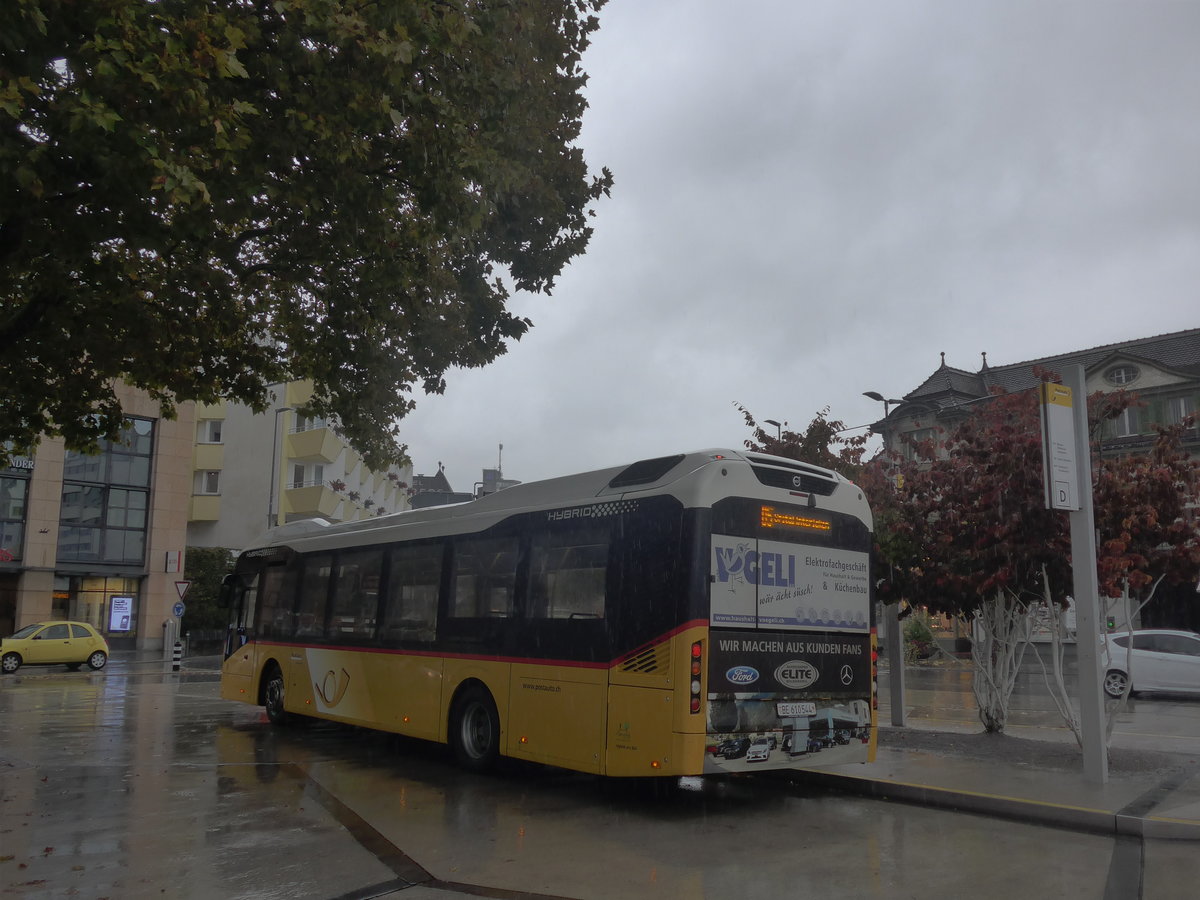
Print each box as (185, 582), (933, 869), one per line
(1105, 365), (1139, 386)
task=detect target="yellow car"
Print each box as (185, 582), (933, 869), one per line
(1, 621), (109, 674)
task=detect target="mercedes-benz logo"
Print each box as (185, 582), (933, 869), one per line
(840, 665), (854, 685)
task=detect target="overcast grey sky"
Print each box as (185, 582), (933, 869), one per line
(402, 0), (1199, 490)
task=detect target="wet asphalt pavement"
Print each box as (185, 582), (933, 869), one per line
(2, 653), (1198, 899)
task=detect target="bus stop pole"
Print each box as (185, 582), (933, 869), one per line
(1064, 365), (1108, 784)
(887, 600), (905, 726)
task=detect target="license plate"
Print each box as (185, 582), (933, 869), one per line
(776, 702), (816, 717)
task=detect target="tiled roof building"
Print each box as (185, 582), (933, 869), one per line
(876, 328), (1200, 460)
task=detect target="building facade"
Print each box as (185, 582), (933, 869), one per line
(186, 381), (413, 551)
(0, 384), (193, 647)
(874, 328), (1200, 461)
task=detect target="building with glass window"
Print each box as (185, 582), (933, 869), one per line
(186, 380), (413, 553)
(0, 384), (193, 645)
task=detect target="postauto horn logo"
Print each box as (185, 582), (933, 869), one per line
(775, 660), (818, 689)
(725, 665), (760, 686)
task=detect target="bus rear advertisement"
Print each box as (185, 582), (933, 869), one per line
(219, 449), (876, 777)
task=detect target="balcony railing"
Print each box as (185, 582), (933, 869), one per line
(286, 426), (342, 463)
(189, 495), (221, 521)
(283, 484), (341, 518)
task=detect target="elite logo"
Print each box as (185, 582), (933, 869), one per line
(774, 660), (818, 689)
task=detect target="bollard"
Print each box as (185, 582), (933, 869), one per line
(172, 641), (182, 672)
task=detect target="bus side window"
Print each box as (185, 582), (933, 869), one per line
(296, 553), (333, 638)
(381, 543), (442, 642)
(257, 566), (295, 640)
(451, 536), (518, 619)
(529, 526), (608, 620)
(327, 549), (383, 639)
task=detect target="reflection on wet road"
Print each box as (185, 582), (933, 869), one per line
(0, 663), (1187, 898)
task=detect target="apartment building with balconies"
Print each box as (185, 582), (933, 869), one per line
(186, 380), (413, 552)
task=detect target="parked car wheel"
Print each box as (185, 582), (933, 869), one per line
(86, 650), (107, 670)
(1, 652), (21, 674)
(1103, 669), (1129, 699)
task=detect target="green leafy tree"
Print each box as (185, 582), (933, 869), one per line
(181, 546), (236, 634)
(2, 0), (613, 467)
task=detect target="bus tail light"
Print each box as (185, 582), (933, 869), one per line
(690, 641), (703, 714)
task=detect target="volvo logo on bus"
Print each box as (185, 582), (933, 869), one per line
(792, 475), (803, 488)
(725, 666), (759, 686)
(775, 660), (818, 689)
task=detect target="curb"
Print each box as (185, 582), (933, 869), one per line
(791, 768), (1200, 841)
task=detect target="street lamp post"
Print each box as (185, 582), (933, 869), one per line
(268, 406), (293, 529)
(764, 418), (783, 441)
(864, 390), (906, 727)
(863, 390), (902, 417)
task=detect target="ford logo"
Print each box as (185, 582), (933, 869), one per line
(726, 666), (760, 685)
(775, 660), (818, 689)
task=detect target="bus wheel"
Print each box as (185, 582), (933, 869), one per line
(451, 686), (499, 772)
(263, 664), (290, 726)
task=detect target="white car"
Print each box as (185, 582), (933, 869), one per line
(745, 737), (772, 763)
(1102, 630), (1200, 698)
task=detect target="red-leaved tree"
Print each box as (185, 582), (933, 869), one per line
(861, 375), (1193, 735)
(874, 386), (1079, 731)
(1091, 419), (1200, 718)
(741, 387), (1199, 740)
(735, 404), (868, 478)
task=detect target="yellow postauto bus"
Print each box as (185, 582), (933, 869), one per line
(219, 449), (877, 777)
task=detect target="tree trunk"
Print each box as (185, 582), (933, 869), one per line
(970, 588), (1035, 733)
(1031, 569), (1082, 747)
